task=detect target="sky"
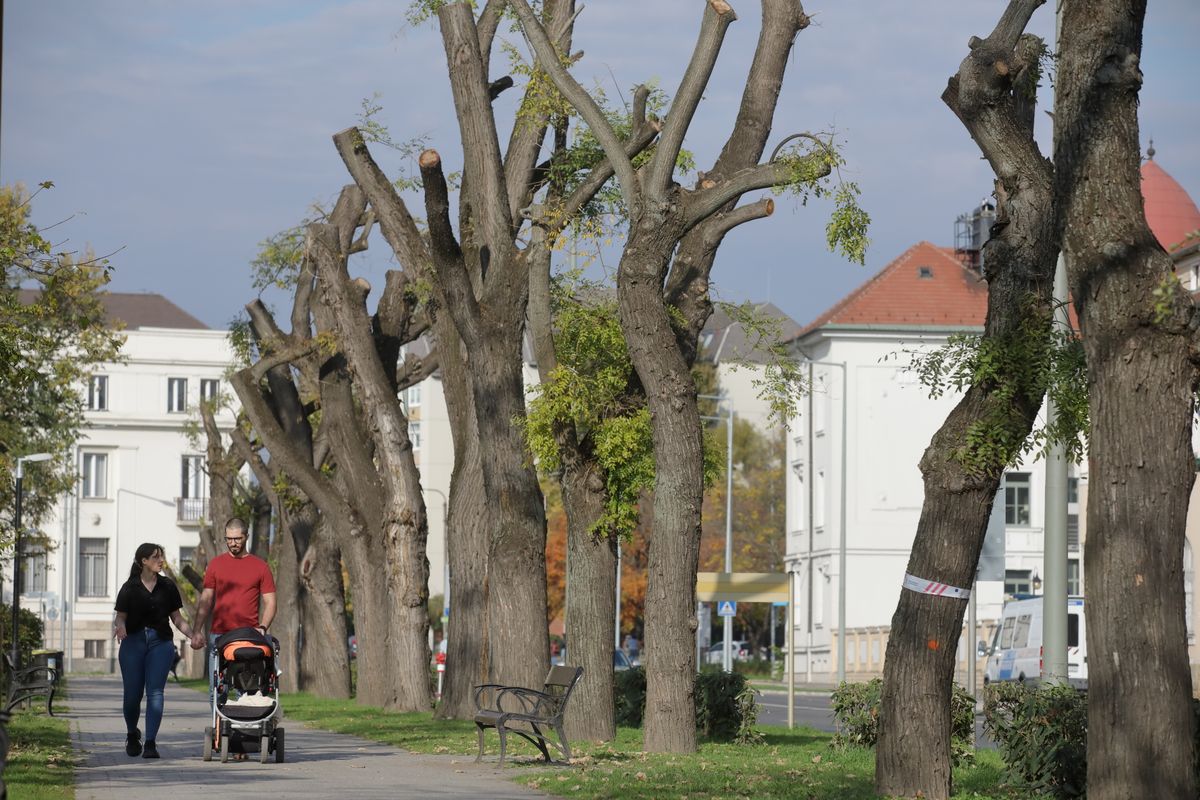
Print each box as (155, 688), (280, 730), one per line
(2, 0), (1198, 331)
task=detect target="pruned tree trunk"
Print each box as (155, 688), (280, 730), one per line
(875, 5), (1057, 797)
(1055, 1), (1197, 796)
(512, 0), (822, 752)
(298, 514), (351, 698)
(561, 460), (618, 742)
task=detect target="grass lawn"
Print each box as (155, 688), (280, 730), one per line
(3, 706), (74, 800)
(273, 689), (1028, 799)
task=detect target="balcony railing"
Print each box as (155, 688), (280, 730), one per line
(176, 497), (209, 524)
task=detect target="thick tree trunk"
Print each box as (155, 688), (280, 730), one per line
(298, 515), (351, 698)
(475, 331), (550, 690)
(617, 221), (703, 753)
(561, 461), (618, 742)
(436, 436), (489, 719)
(1056, 2), (1197, 796)
(272, 502), (304, 693)
(876, 8), (1056, 796)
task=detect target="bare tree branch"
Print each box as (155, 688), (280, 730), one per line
(438, 2), (512, 254)
(682, 153), (828, 231)
(701, 198), (775, 250)
(645, 0), (738, 197)
(332, 128), (430, 274)
(419, 149), (482, 343)
(509, 0), (638, 213)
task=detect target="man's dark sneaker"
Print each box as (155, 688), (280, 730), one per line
(125, 729), (142, 757)
(142, 740), (159, 759)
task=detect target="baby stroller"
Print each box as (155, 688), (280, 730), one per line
(203, 627), (284, 763)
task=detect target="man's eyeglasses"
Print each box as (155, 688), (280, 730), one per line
(225, 537), (246, 543)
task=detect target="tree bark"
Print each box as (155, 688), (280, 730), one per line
(875, 6), (1057, 797)
(1056, 1), (1197, 796)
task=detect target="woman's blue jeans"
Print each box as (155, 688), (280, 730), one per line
(118, 628), (175, 741)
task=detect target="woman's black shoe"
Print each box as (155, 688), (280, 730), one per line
(142, 740), (159, 759)
(125, 729), (142, 757)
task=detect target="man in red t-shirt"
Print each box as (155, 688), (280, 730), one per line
(190, 517), (276, 659)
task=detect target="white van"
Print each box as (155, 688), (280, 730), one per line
(984, 596), (1087, 689)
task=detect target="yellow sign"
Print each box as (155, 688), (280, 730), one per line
(696, 572), (790, 603)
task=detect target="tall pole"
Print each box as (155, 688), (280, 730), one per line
(836, 362), (848, 685)
(12, 467), (24, 667)
(1042, 0), (1069, 686)
(806, 363), (814, 683)
(615, 541), (622, 652)
(723, 400), (734, 672)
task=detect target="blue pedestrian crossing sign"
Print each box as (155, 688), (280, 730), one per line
(717, 600), (737, 617)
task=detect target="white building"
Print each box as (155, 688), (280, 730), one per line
(11, 293), (237, 672)
(784, 152), (1200, 681)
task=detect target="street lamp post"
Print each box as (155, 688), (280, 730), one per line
(699, 394), (734, 671)
(422, 488), (450, 626)
(12, 453), (53, 667)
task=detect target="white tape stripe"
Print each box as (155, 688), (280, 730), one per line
(904, 572), (970, 600)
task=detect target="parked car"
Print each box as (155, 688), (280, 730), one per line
(552, 649), (631, 671)
(705, 640), (752, 664)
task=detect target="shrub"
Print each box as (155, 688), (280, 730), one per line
(613, 666), (647, 727)
(0, 604), (44, 663)
(613, 667), (761, 743)
(830, 678), (975, 766)
(984, 681), (1087, 799)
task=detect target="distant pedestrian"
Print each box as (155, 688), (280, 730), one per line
(113, 542), (202, 759)
(623, 633), (639, 662)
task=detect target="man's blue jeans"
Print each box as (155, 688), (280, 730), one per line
(118, 628), (176, 742)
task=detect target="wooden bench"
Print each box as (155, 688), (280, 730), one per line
(3, 654), (59, 716)
(473, 665), (582, 765)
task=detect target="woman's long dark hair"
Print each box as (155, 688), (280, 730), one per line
(129, 542), (165, 581)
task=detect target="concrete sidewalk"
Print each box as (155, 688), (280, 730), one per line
(68, 675), (547, 799)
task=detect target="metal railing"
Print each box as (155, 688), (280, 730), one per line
(175, 497), (209, 524)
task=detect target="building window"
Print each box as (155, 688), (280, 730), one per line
(409, 420), (422, 451)
(88, 375), (108, 411)
(1004, 569), (1032, 596)
(81, 452), (108, 498)
(84, 639), (106, 659)
(407, 384), (422, 408)
(813, 373), (827, 434)
(167, 377), (188, 413)
(1067, 476), (1079, 505)
(179, 546), (196, 573)
(79, 538), (108, 597)
(20, 544), (48, 594)
(179, 456), (208, 521)
(200, 378), (219, 403)
(1004, 472), (1031, 526)
(1068, 559), (1082, 596)
(815, 470), (826, 528)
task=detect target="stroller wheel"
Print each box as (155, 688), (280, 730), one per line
(203, 726), (213, 761)
(274, 728), (285, 763)
(219, 731), (230, 763)
(259, 734), (270, 764)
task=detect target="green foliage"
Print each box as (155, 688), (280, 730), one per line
(613, 664), (647, 727)
(902, 305), (1088, 475)
(1, 183), (125, 548)
(613, 666), (761, 744)
(0, 604), (45, 666)
(356, 94), (435, 194)
(773, 136), (871, 265)
(830, 678), (975, 767)
(694, 670), (761, 743)
(984, 682), (1088, 799)
(524, 273), (722, 540)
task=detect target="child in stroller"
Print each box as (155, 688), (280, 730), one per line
(203, 626), (284, 763)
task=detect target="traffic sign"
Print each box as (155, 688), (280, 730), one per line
(717, 600), (737, 617)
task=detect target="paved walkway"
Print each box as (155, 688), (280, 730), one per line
(68, 675), (547, 799)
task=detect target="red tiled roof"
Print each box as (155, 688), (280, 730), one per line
(1142, 159), (1200, 253)
(18, 289), (209, 330)
(798, 242), (988, 336)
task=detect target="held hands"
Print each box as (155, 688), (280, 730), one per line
(190, 633), (206, 650)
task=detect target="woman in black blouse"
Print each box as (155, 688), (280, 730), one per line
(113, 542), (199, 759)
